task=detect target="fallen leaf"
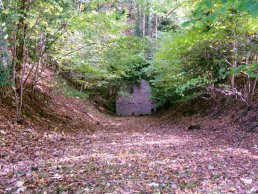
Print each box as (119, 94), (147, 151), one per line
(240, 178), (252, 185)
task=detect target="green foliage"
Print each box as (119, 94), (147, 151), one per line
(158, 19), (180, 32)
(0, 23), (11, 88)
(148, 30), (213, 106)
(150, 5), (258, 107)
(103, 36), (148, 81)
(0, 65), (11, 88)
(57, 79), (89, 98)
(183, 0), (258, 27)
(48, 3), (149, 109)
(231, 63), (258, 78)
(60, 35), (148, 109)
(1, 0), (258, 109)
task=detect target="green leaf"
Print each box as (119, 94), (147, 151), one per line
(181, 20), (193, 27)
(250, 3), (258, 17)
(205, 1), (213, 8)
(244, 0), (255, 11)
(194, 21), (202, 28)
(217, 7), (228, 15)
(194, 10), (203, 18)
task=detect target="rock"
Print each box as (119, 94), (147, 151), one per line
(188, 124), (201, 131)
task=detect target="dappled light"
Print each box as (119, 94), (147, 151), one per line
(1, 0), (258, 193)
(1, 116), (257, 193)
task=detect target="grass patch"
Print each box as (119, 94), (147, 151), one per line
(56, 78), (89, 98)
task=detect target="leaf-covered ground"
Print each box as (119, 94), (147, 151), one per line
(0, 110), (257, 193)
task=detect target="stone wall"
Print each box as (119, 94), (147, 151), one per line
(116, 80), (156, 116)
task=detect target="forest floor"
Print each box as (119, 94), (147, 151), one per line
(0, 71), (258, 193)
(1, 110), (257, 193)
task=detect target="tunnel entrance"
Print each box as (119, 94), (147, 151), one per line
(116, 79), (156, 116)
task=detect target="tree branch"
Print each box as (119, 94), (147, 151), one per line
(54, 43), (97, 61)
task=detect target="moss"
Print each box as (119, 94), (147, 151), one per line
(55, 78), (89, 98)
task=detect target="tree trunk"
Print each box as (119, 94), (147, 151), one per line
(155, 14), (158, 41)
(12, 0), (30, 121)
(230, 20), (238, 89)
(142, 12), (145, 37)
(15, 0), (30, 74)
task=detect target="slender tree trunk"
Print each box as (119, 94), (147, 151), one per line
(17, 59), (25, 120)
(155, 14), (158, 41)
(250, 77), (258, 103)
(142, 12), (145, 37)
(15, 0), (30, 75)
(146, 0), (151, 37)
(13, 0), (30, 121)
(0, 27), (9, 69)
(0, 0), (10, 70)
(12, 25), (20, 121)
(33, 33), (45, 88)
(230, 21), (238, 89)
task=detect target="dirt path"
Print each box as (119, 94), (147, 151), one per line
(0, 115), (257, 193)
